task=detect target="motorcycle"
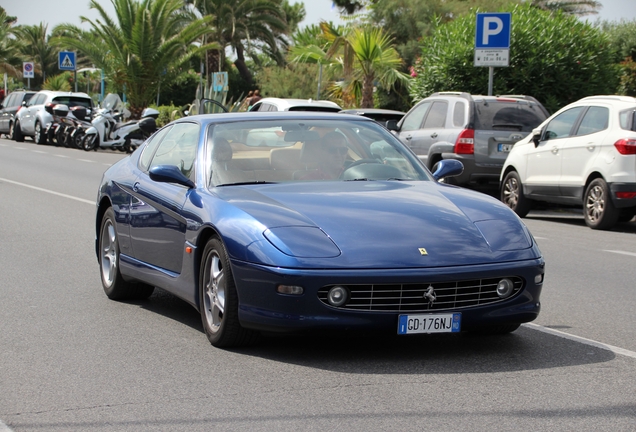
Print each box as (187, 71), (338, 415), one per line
(66, 106), (93, 149)
(82, 94), (158, 153)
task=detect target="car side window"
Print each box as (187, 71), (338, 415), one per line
(4, 94), (15, 107)
(29, 94), (45, 106)
(542, 107), (585, 141)
(401, 101), (431, 131)
(250, 102), (262, 112)
(423, 101), (448, 128)
(139, 125), (173, 171)
(149, 123), (200, 178)
(452, 101), (466, 127)
(575, 106), (609, 136)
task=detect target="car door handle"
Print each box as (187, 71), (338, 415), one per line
(551, 147), (558, 154)
(405, 135), (412, 141)
(587, 144), (595, 151)
(430, 133), (438, 138)
(133, 182), (140, 192)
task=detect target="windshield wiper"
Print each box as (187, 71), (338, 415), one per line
(217, 181), (278, 187)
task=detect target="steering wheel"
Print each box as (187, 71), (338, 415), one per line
(339, 159), (382, 179)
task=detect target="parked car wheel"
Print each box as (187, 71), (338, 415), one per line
(501, 171), (532, 217)
(200, 237), (257, 348)
(584, 178), (619, 230)
(34, 121), (46, 144)
(13, 120), (24, 142)
(99, 208), (155, 300)
(7, 121), (16, 140)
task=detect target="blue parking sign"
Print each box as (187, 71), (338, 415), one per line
(475, 13), (511, 49)
(59, 51), (76, 71)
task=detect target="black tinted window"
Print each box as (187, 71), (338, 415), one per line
(543, 107), (585, 141)
(52, 96), (93, 109)
(422, 101), (447, 128)
(473, 101), (547, 132)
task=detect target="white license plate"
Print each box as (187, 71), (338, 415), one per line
(498, 143), (513, 152)
(397, 313), (461, 334)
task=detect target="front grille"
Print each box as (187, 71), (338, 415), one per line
(317, 277), (523, 312)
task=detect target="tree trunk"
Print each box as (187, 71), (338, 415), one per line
(206, 49), (222, 75)
(233, 44), (253, 87)
(361, 73), (375, 108)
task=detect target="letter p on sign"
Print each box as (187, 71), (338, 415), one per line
(475, 13), (511, 49)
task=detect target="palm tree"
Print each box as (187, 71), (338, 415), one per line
(11, 23), (59, 87)
(187, 0), (288, 86)
(54, 0), (217, 118)
(0, 8), (21, 79)
(292, 23), (411, 108)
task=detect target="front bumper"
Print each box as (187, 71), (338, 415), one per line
(231, 258), (545, 334)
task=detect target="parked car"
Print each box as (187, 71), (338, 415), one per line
(13, 90), (94, 144)
(386, 92), (549, 187)
(95, 112), (544, 348)
(0, 90), (36, 140)
(339, 108), (405, 124)
(501, 95), (636, 230)
(249, 97), (342, 112)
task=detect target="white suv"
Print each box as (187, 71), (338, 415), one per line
(13, 90), (93, 144)
(500, 95), (636, 230)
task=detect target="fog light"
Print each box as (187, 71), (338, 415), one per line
(534, 274), (544, 284)
(277, 285), (303, 295)
(496, 278), (514, 298)
(327, 286), (348, 306)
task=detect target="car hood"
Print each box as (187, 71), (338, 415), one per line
(212, 181), (538, 268)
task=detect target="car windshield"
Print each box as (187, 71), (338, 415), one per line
(52, 96), (93, 109)
(207, 118), (431, 187)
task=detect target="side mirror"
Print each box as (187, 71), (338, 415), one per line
(385, 120), (399, 131)
(532, 132), (541, 147)
(149, 165), (195, 189)
(432, 159), (464, 181)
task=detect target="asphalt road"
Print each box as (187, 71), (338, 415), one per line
(1, 137), (635, 431)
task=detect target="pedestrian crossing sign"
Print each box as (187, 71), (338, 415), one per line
(59, 51), (76, 71)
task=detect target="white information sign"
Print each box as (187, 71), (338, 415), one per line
(474, 49), (509, 67)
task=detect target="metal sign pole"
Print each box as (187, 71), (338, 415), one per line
(488, 67), (494, 96)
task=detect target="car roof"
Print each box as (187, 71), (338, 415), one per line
(340, 108), (405, 115)
(257, 98), (342, 110)
(179, 111), (376, 125)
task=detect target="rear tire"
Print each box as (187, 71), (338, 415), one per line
(199, 237), (258, 348)
(34, 121), (46, 144)
(13, 121), (24, 142)
(584, 178), (619, 230)
(501, 171), (532, 217)
(99, 207), (154, 300)
(8, 122), (15, 140)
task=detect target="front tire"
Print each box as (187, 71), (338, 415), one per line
(501, 171), (532, 217)
(99, 207), (154, 300)
(584, 178), (619, 230)
(13, 121), (24, 142)
(200, 237), (257, 348)
(34, 121), (46, 144)
(83, 134), (98, 151)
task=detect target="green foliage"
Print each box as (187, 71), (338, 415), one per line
(618, 58), (636, 96)
(601, 19), (636, 62)
(159, 70), (200, 107)
(410, 4), (620, 113)
(42, 72), (72, 91)
(255, 63), (330, 99)
(150, 104), (186, 128)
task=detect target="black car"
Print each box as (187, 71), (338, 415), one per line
(0, 90), (36, 140)
(339, 108), (405, 124)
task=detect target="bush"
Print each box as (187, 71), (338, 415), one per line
(410, 4), (621, 113)
(150, 104), (187, 128)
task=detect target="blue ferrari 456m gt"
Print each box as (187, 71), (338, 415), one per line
(95, 112), (545, 348)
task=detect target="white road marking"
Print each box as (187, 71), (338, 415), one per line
(0, 177), (94, 205)
(533, 236), (547, 240)
(54, 154), (70, 158)
(0, 419), (13, 431)
(32, 150), (47, 154)
(76, 159), (95, 163)
(524, 322), (636, 359)
(603, 250), (636, 257)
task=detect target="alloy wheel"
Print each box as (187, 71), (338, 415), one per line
(203, 251), (226, 334)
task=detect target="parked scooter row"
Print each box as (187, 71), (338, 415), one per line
(42, 93), (158, 153)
